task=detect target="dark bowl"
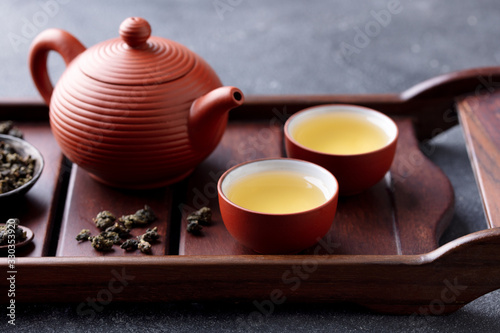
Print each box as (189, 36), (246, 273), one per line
(0, 134), (44, 200)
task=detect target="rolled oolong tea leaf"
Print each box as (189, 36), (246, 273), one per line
(119, 214), (143, 230)
(0, 121), (14, 135)
(105, 222), (130, 238)
(93, 211), (116, 230)
(100, 231), (122, 245)
(0, 218), (27, 245)
(12, 219), (26, 241)
(119, 205), (157, 229)
(137, 239), (152, 254)
(0, 141), (35, 194)
(76, 229), (91, 242)
(89, 235), (114, 252)
(6, 128), (23, 139)
(187, 207), (212, 225)
(186, 220), (203, 234)
(0, 121), (23, 139)
(120, 239), (139, 251)
(138, 227), (159, 243)
(135, 205), (157, 223)
(186, 206), (212, 234)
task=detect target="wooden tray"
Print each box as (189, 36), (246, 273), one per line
(1, 67), (500, 315)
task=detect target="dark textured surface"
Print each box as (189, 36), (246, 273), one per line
(1, 0), (499, 331)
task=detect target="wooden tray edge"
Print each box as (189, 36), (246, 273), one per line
(2, 227), (499, 314)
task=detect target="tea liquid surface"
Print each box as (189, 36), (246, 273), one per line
(226, 171), (328, 214)
(292, 112), (390, 155)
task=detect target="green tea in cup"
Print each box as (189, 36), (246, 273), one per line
(226, 170), (329, 214)
(290, 111), (392, 155)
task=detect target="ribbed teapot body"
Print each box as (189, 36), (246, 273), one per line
(49, 49), (222, 188)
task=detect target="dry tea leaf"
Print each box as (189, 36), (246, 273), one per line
(75, 229), (91, 242)
(187, 220), (203, 234)
(120, 239), (139, 251)
(187, 207), (212, 225)
(186, 207), (212, 234)
(100, 231), (122, 245)
(105, 222), (130, 238)
(93, 211), (116, 230)
(0, 218), (27, 245)
(138, 239), (152, 254)
(89, 235), (114, 251)
(138, 227), (159, 243)
(0, 121), (23, 139)
(0, 141), (35, 194)
(119, 205), (157, 229)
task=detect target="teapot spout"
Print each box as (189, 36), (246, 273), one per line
(189, 86), (244, 154)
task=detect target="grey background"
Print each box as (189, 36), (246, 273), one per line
(0, 0), (499, 332)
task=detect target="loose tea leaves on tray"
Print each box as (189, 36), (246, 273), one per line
(99, 231), (122, 245)
(119, 205), (157, 229)
(89, 234), (114, 252)
(135, 227), (159, 254)
(93, 211), (116, 230)
(139, 227), (159, 243)
(0, 141), (35, 194)
(0, 218), (27, 245)
(138, 239), (152, 253)
(186, 207), (212, 234)
(0, 121), (23, 139)
(187, 220), (203, 234)
(187, 207), (212, 225)
(75, 229), (91, 242)
(105, 222), (130, 238)
(80, 206), (159, 253)
(120, 239), (138, 251)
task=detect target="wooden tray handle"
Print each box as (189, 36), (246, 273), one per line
(365, 227), (500, 314)
(457, 91), (500, 229)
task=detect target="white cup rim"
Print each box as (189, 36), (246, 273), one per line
(218, 158), (338, 215)
(285, 104), (399, 156)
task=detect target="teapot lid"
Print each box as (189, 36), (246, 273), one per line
(78, 17), (195, 86)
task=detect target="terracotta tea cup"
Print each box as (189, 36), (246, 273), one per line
(218, 158), (339, 254)
(284, 105), (398, 195)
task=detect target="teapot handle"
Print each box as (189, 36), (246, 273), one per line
(29, 29), (86, 105)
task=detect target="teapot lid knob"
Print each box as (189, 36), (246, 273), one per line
(119, 17), (151, 48)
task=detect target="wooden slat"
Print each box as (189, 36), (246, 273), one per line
(56, 165), (172, 256)
(458, 91), (500, 229)
(305, 179), (397, 255)
(0, 123), (64, 257)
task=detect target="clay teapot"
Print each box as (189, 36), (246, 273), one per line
(29, 17), (244, 189)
